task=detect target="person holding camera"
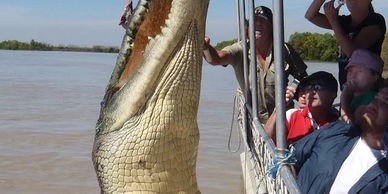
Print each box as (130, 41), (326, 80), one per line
(264, 71), (339, 145)
(305, 0), (386, 90)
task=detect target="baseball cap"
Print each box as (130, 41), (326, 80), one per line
(346, 49), (384, 74)
(254, 6), (273, 24)
(297, 71), (338, 94)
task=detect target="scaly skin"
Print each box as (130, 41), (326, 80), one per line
(92, 0), (209, 193)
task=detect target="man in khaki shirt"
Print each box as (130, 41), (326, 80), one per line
(203, 6), (307, 123)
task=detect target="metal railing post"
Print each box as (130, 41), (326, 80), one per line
(238, 0), (253, 149)
(247, 0), (258, 121)
(235, 1), (302, 193)
(238, 0), (249, 100)
(272, 0), (287, 150)
(236, 0), (242, 43)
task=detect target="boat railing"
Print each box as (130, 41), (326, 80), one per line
(236, 90), (301, 194)
(236, 0), (302, 193)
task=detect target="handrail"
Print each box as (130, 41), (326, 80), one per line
(252, 119), (302, 194)
(235, 0), (302, 193)
(236, 90), (302, 194)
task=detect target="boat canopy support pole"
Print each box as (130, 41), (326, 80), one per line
(237, 0), (254, 150)
(272, 1), (302, 192)
(272, 0), (287, 151)
(247, 0), (259, 122)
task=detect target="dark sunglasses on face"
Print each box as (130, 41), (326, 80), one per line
(304, 84), (330, 92)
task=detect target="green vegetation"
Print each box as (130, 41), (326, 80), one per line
(213, 33), (388, 70)
(0, 40), (119, 53)
(213, 32), (338, 61)
(1, 33), (387, 68)
(214, 39), (238, 50)
(288, 32), (338, 62)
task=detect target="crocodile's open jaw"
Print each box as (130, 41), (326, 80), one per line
(116, 0), (172, 87)
(93, 0), (209, 193)
(94, 0), (209, 134)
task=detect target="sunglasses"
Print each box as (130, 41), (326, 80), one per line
(303, 84), (332, 92)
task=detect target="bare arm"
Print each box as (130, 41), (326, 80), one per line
(332, 24), (384, 57)
(264, 109), (278, 144)
(203, 36), (233, 65)
(305, 0), (332, 29)
(264, 86), (296, 145)
(323, 1), (384, 57)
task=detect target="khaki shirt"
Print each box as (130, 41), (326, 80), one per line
(222, 42), (306, 123)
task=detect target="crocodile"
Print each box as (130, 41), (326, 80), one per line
(92, 0), (209, 193)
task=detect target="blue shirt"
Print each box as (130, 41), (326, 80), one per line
(292, 121), (388, 194)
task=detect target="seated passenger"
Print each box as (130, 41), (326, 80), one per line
(293, 86), (388, 194)
(341, 49), (384, 123)
(264, 85), (298, 144)
(265, 71), (339, 144)
(285, 79), (308, 120)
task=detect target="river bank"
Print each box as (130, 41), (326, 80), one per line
(0, 40), (119, 53)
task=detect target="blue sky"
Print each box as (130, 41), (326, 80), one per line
(1, 0), (387, 47)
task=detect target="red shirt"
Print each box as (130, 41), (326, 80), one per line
(286, 107), (338, 143)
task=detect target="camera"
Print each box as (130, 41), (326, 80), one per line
(336, 0), (345, 7)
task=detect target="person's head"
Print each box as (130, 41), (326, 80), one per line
(299, 71), (338, 111)
(295, 85), (307, 109)
(253, 6), (273, 45)
(346, 49), (383, 94)
(345, 0), (374, 13)
(354, 86), (388, 131)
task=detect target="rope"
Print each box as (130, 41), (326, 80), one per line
(267, 146), (297, 180)
(249, 147), (297, 193)
(227, 91), (242, 153)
